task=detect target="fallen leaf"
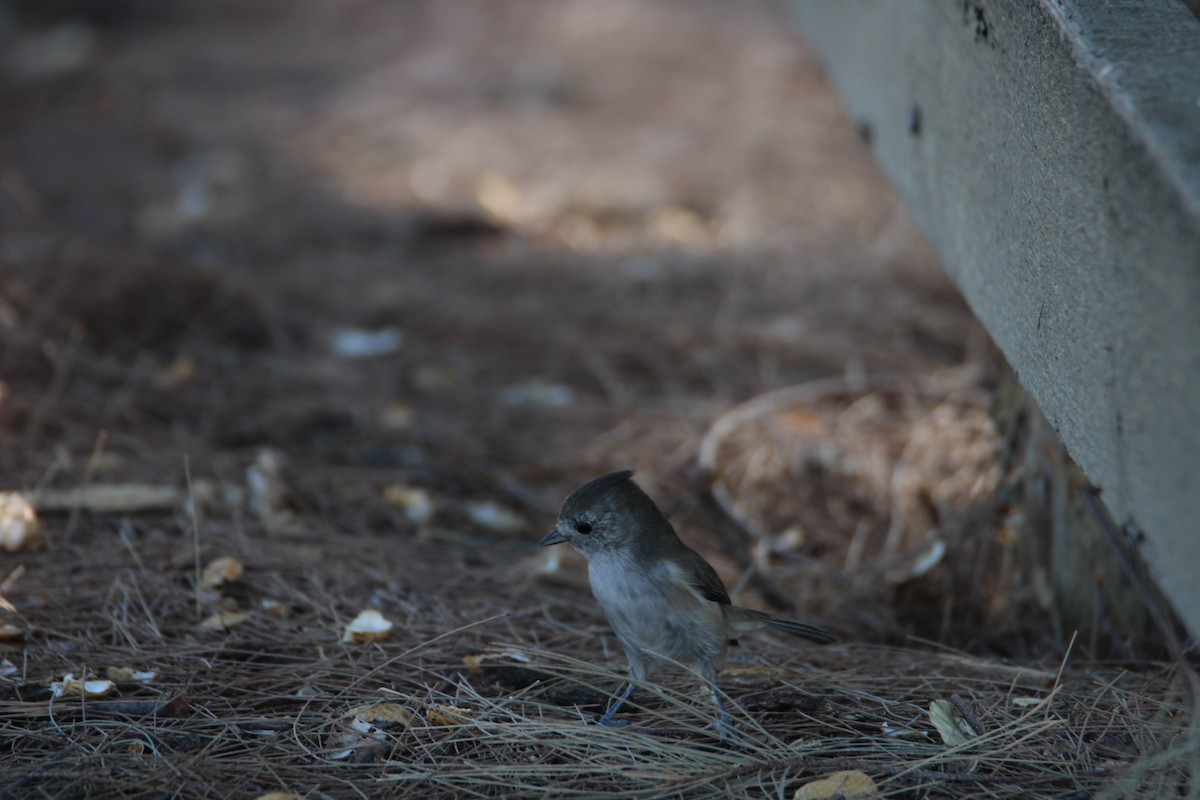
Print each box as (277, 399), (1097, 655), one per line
(772, 527), (807, 552)
(647, 204), (709, 245)
(886, 539), (947, 585)
(104, 667), (156, 683)
(465, 500), (523, 533)
(0, 492), (40, 553)
(54, 675), (116, 699)
(246, 449), (293, 527)
(199, 610), (253, 630)
(329, 702), (414, 762)
(930, 698), (976, 747)
(512, 546), (567, 583)
(201, 556), (245, 589)
(425, 703), (472, 726)
(462, 650), (530, 675)
(343, 609), (393, 644)
(476, 172), (524, 225)
(793, 770), (878, 800)
(382, 485), (435, 525)
(345, 702), (415, 733)
(260, 598), (287, 618)
(29, 485), (181, 514)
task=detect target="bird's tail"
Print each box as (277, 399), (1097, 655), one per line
(729, 607), (837, 644)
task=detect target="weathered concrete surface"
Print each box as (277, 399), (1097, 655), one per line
(788, 0), (1200, 637)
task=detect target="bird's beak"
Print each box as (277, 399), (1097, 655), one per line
(540, 528), (568, 546)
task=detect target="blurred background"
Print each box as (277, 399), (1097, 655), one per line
(0, 0), (1166, 663)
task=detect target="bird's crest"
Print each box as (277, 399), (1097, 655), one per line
(562, 469), (636, 513)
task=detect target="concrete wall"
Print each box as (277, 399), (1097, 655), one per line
(787, 0), (1200, 638)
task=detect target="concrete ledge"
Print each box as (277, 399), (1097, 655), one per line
(787, 0), (1200, 637)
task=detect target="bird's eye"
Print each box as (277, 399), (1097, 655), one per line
(575, 521), (593, 535)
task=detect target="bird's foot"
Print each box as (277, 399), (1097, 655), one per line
(596, 714), (629, 728)
(712, 713), (738, 743)
(597, 682), (635, 728)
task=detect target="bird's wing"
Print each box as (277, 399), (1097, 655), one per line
(679, 551), (732, 606)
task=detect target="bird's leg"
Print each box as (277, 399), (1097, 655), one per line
(599, 651), (646, 728)
(597, 681), (635, 728)
(702, 664), (737, 741)
(709, 682), (736, 741)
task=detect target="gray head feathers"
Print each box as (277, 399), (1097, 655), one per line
(553, 470), (684, 556)
(561, 469), (635, 513)
(561, 470), (672, 525)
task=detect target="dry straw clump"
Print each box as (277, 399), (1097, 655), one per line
(696, 372), (1173, 659)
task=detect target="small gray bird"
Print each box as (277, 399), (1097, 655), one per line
(541, 470), (834, 738)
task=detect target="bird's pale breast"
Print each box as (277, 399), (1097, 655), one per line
(587, 551), (727, 667)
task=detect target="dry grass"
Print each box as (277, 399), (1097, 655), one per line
(1, 511), (1195, 799)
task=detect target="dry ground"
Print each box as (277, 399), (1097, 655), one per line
(0, 1), (1193, 797)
